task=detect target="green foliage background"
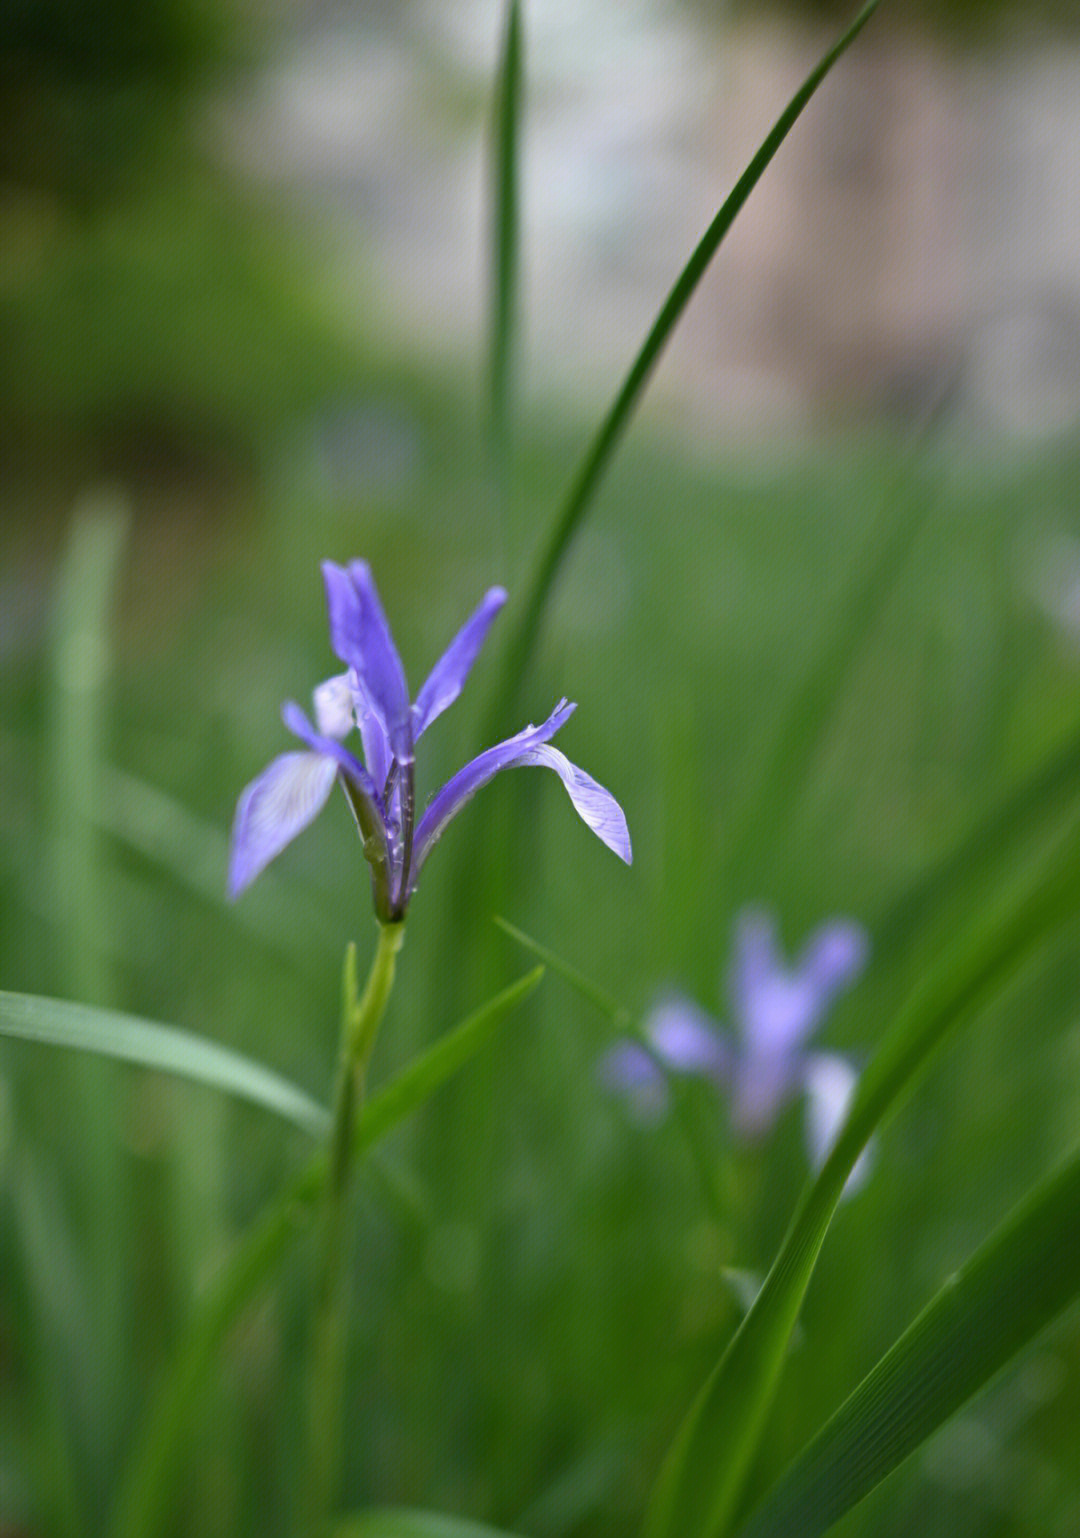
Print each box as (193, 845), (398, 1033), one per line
(2, 3), (1080, 1536)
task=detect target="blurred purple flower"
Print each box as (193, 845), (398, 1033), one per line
(603, 907), (871, 1188)
(229, 560), (631, 920)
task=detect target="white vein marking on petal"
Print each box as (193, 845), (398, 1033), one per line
(518, 742), (632, 862)
(229, 752), (338, 897)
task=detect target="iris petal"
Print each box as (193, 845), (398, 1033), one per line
(412, 586), (507, 739)
(647, 996), (727, 1076)
(346, 561), (413, 761)
(729, 908), (782, 1024)
(516, 743), (632, 864)
(312, 673), (355, 739)
(322, 561), (412, 762)
(282, 701), (381, 804)
(803, 1050), (874, 1197)
(410, 700), (576, 882)
(228, 752), (338, 898)
(597, 1042), (670, 1123)
(797, 920), (869, 997)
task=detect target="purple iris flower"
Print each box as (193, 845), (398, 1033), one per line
(603, 907), (872, 1188)
(228, 560), (631, 920)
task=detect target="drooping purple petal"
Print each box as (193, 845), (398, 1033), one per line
(797, 920), (869, 1000)
(322, 560), (412, 763)
(410, 700), (576, 880)
(513, 743), (632, 864)
(646, 996), (728, 1077)
(803, 1051), (874, 1197)
(228, 751), (338, 898)
(412, 586), (508, 739)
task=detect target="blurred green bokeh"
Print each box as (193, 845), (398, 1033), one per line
(2, 3), (1080, 1537)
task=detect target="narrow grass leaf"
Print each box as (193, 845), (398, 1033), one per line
(350, 965), (543, 1156)
(485, 0), (884, 728)
(643, 823), (1080, 1538)
(6, 1149), (89, 1538)
(47, 489), (130, 1005)
(106, 967), (543, 1538)
(488, 0), (523, 514)
(492, 917), (730, 1220)
(736, 1145), (1080, 1538)
(43, 494), (134, 1469)
(0, 991), (330, 1140)
(332, 1511), (524, 1538)
(493, 914), (628, 1024)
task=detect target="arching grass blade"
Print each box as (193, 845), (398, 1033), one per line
(488, 0), (523, 520)
(486, 0), (884, 727)
(0, 991), (330, 1140)
(735, 1144), (1080, 1538)
(642, 823), (1080, 1538)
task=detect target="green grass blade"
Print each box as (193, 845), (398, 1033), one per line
(332, 1510), (524, 1538)
(41, 492), (135, 1522)
(349, 965), (543, 1156)
(492, 917), (731, 1221)
(47, 488), (130, 1005)
(6, 1149), (89, 1538)
(488, 0), (523, 513)
(493, 915), (629, 1024)
(642, 824), (1080, 1538)
(485, 0), (883, 726)
(0, 991), (330, 1139)
(106, 967), (543, 1538)
(736, 1145), (1080, 1538)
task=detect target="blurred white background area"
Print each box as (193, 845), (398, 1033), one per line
(223, 0), (1080, 443)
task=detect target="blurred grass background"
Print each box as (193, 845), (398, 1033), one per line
(2, 1), (1080, 1536)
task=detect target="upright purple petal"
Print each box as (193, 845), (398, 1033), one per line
(514, 744), (632, 864)
(313, 668), (391, 792)
(412, 586), (508, 739)
(283, 701), (395, 899)
(739, 972), (823, 1059)
(410, 700), (575, 881)
(797, 920), (869, 1000)
(349, 674), (392, 791)
(321, 561), (412, 763)
(228, 751), (338, 898)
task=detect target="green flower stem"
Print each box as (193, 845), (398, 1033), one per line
(306, 920), (405, 1531)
